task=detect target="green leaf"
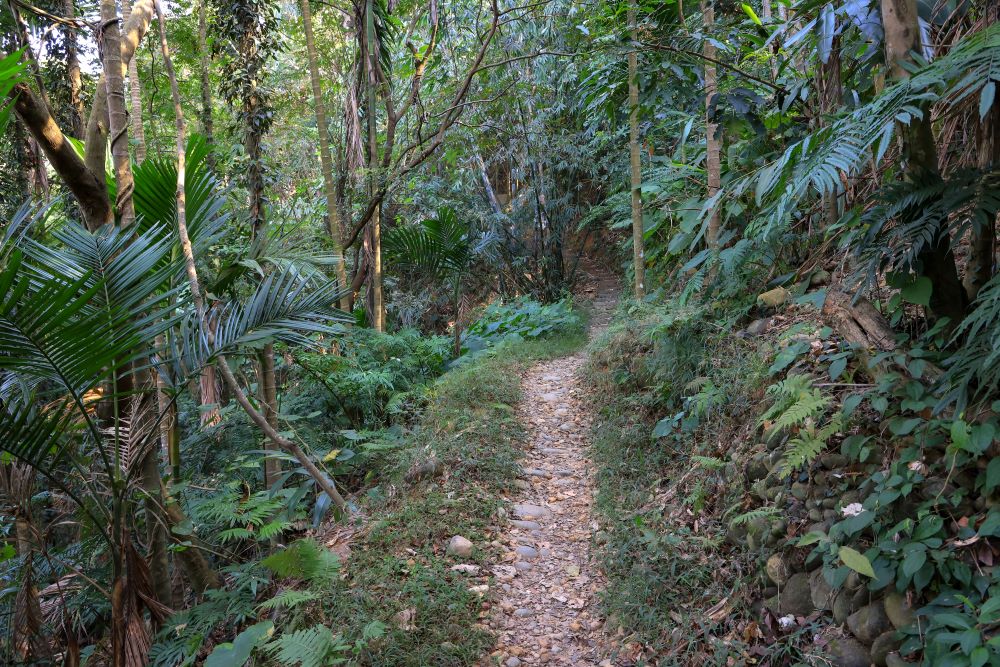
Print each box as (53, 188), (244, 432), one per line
(980, 81), (996, 120)
(797, 530), (826, 546)
(901, 276), (933, 306)
(205, 621), (274, 667)
(985, 458), (1000, 493)
(741, 3), (762, 25)
(970, 646), (988, 667)
(839, 545), (876, 578)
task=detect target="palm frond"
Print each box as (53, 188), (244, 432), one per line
(133, 133), (229, 257)
(176, 269), (351, 370)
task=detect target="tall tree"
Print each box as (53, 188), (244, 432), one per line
(122, 0), (147, 163)
(99, 2), (136, 223)
(300, 0), (351, 309)
(702, 0), (721, 252)
(879, 0), (965, 323)
(627, 3), (645, 297)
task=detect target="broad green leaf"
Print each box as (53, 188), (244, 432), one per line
(205, 621), (274, 667)
(901, 276), (933, 306)
(838, 545), (876, 578)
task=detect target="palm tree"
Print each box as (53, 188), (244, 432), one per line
(384, 207), (494, 354)
(0, 196), (350, 664)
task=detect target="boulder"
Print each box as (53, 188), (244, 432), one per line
(766, 553), (791, 587)
(810, 569), (834, 611)
(758, 287), (792, 308)
(447, 535), (473, 558)
(883, 592), (916, 630)
(779, 573), (814, 617)
(828, 636), (872, 667)
(871, 630), (901, 667)
(885, 653), (909, 667)
(847, 601), (891, 645)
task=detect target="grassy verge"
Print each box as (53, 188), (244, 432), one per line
(582, 298), (776, 663)
(324, 322), (589, 666)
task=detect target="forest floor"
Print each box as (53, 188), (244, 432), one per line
(484, 266), (620, 667)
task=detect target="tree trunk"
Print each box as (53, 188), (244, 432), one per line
(365, 0), (385, 331)
(100, 0), (137, 227)
(880, 0), (966, 325)
(198, 0), (215, 169)
(702, 0), (721, 251)
(963, 4), (999, 302)
(121, 0), (147, 163)
(627, 4), (646, 298)
(300, 0), (350, 310)
(65, 0), (84, 138)
(140, 448), (171, 605)
(816, 35), (842, 228)
(259, 345), (282, 489)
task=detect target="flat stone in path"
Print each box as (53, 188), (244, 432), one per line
(513, 503), (551, 519)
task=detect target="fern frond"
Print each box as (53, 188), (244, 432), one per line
(257, 589), (321, 612)
(263, 625), (348, 667)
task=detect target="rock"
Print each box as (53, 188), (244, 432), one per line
(523, 467), (550, 477)
(820, 453), (848, 469)
(513, 503), (550, 519)
(883, 592), (916, 630)
(885, 653), (909, 667)
(746, 318), (772, 335)
(766, 554), (791, 586)
(515, 545), (538, 559)
(779, 573), (814, 617)
(540, 392), (562, 402)
(871, 630), (901, 666)
(393, 608), (416, 630)
(747, 454), (770, 481)
(791, 483), (809, 500)
(506, 657), (522, 667)
(513, 479), (530, 490)
(513, 608), (533, 617)
(833, 590), (853, 624)
(847, 601), (891, 644)
(828, 636), (872, 667)
(405, 458), (443, 482)
(810, 269), (831, 287)
(510, 519), (541, 530)
(513, 561), (533, 572)
(810, 569), (834, 611)
(447, 535), (473, 558)
(450, 564), (480, 575)
(757, 286), (792, 308)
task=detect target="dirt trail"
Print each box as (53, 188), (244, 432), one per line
(485, 269), (618, 667)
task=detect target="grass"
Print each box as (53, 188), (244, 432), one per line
(582, 297), (773, 664)
(321, 322), (590, 666)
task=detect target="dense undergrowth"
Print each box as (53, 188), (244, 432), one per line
(585, 288), (1000, 666)
(144, 300), (586, 666)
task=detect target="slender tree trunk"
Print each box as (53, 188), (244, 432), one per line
(817, 35), (842, 228)
(65, 0), (84, 138)
(880, 0), (966, 324)
(703, 0), (721, 251)
(100, 0), (137, 227)
(627, 5), (645, 298)
(300, 0), (350, 309)
(154, 0), (224, 600)
(365, 0), (385, 331)
(198, 0), (215, 169)
(259, 345), (282, 489)
(964, 5), (998, 302)
(121, 0), (147, 163)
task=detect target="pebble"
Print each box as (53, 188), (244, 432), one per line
(515, 545), (539, 559)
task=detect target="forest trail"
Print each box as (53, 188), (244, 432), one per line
(485, 267), (619, 667)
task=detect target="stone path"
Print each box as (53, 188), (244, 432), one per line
(485, 271), (618, 667)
